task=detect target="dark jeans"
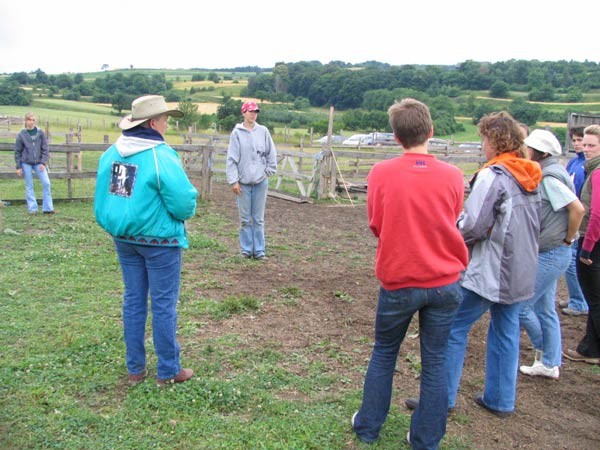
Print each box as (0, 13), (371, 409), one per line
(576, 239), (600, 357)
(353, 282), (462, 449)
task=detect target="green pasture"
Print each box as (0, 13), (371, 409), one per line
(0, 201), (472, 450)
(6, 90), (598, 152)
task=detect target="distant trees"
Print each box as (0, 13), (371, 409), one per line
(176, 100), (200, 129)
(0, 81), (31, 105)
(207, 72), (220, 83)
(3, 59), (599, 133)
(243, 59), (600, 111)
(216, 97), (242, 132)
(489, 81), (510, 98)
(509, 97), (542, 126)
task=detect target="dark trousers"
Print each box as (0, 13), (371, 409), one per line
(576, 239), (600, 357)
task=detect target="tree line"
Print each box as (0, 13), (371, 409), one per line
(1, 59), (599, 136)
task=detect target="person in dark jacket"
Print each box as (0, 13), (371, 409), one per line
(14, 112), (55, 214)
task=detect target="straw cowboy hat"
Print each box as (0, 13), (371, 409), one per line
(118, 95), (183, 130)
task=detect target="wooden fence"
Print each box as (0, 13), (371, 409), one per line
(0, 141), (487, 204)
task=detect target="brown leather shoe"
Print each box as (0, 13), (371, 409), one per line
(128, 368), (148, 386)
(156, 368), (194, 386)
(563, 349), (600, 365)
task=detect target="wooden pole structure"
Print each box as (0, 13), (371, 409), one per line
(327, 107), (337, 198)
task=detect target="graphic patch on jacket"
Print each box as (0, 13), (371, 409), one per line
(109, 162), (137, 197)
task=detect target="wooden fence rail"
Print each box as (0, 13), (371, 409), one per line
(0, 142), (487, 203)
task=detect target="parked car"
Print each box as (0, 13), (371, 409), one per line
(458, 142), (482, 152)
(316, 135), (345, 145)
(370, 132), (396, 146)
(342, 134), (369, 146)
(428, 138), (448, 147)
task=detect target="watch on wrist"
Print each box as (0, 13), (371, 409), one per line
(563, 237), (575, 245)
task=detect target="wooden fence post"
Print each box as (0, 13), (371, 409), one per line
(326, 106), (336, 198)
(199, 145), (213, 199)
(66, 149), (74, 198)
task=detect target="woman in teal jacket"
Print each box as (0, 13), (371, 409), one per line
(94, 95), (197, 386)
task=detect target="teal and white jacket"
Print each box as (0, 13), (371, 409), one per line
(94, 128), (197, 248)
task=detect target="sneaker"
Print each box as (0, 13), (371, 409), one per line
(241, 252), (251, 259)
(406, 431), (410, 445)
(557, 300), (569, 308)
(561, 307), (587, 316)
(156, 368), (194, 386)
(254, 254), (268, 261)
(351, 411), (358, 428)
(563, 349), (600, 365)
(404, 397), (455, 412)
(519, 363), (559, 379)
(43, 210), (56, 214)
(473, 393), (513, 418)
(128, 368), (148, 386)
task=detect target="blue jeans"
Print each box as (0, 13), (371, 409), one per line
(237, 179), (268, 257)
(446, 288), (521, 413)
(353, 283), (462, 449)
(565, 241), (588, 312)
(21, 162), (54, 213)
(519, 246), (571, 367)
(114, 240), (183, 379)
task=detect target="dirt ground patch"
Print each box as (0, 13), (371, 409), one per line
(191, 183), (600, 450)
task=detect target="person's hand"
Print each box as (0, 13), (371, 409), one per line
(16, 168), (23, 177)
(579, 256), (593, 266)
(231, 182), (242, 196)
(38, 164), (46, 172)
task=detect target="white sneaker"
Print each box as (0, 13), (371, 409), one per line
(406, 431), (411, 445)
(519, 363), (559, 379)
(351, 411), (358, 428)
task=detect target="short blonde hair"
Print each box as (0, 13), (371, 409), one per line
(584, 124), (600, 139)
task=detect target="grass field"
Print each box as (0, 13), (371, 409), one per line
(0, 200), (474, 450)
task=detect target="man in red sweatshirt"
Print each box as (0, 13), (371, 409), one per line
(352, 98), (468, 449)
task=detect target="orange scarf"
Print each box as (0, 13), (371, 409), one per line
(483, 151), (542, 192)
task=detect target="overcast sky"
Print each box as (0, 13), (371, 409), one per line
(1, 0), (597, 75)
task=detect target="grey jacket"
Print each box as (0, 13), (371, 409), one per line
(226, 122), (277, 185)
(15, 127), (49, 169)
(538, 157), (576, 252)
(459, 165), (541, 304)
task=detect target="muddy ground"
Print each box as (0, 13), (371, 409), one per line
(189, 182), (599, 450)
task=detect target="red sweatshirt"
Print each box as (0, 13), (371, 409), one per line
(367, 153), (468, 290)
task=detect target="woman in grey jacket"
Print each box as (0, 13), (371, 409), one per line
(14, 112), (55, 214)
(226, 102), (277, 260)
(446, 112), (542, 417)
